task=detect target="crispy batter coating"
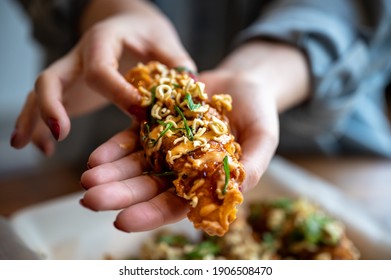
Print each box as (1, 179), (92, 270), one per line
(125, 61), (245, 236)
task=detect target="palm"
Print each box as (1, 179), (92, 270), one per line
(199, 70), (279, 191)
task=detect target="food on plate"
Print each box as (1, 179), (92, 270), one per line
(125, 61), (245, 236)
(133, 198), (360, 260)
(247, 198), (360, 260)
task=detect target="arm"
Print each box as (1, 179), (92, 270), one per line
(236, 0), (391, 155)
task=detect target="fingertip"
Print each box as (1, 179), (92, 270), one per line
(79, 198), (98, 212)
(35, 141), (55, 156)
(10, 128), (23, 149)
(113, 220), (128, 233)
(44, 114), (71, 142)
(10, 125), (36, 150)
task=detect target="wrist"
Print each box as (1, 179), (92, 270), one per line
(218, 40), (310, 112)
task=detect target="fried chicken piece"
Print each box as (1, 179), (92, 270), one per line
(125, 61), (245, 236)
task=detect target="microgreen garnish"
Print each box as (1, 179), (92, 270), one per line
(143, 171), (175, 177)
(151, 122), (173, 146)
(174, 105), (194, 141)
(185, 93), (201, 111)
(157, 119), (185, 131)
(174, 66), (193, 73)
(142, 123), (151, 141)
(222, 155), (230, 194)
(148, 86), (157, 124)
(174, 66), (198, 81)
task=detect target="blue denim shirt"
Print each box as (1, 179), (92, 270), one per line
(238, 0), (391, 156)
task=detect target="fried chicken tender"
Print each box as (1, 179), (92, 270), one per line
(125, 61), (245, 236)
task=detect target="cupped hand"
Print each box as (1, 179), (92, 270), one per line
(80, 125), (190, 232)
(10, 0), (195, 155)
(80, 40), (309, 233)
(80, 69), (279, 233)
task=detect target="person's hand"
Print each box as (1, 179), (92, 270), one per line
(79, 40), (310, 233)
(10, 0), (195, 155)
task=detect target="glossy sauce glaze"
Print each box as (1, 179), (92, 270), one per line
(126, 61), (245, 236)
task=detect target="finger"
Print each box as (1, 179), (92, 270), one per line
(87, 128), (139, 168)
(82, 28), (141, 113)
(10, 91), (39, 149)
(149, 33), (196, 72)
(81, 150), (148, 188)
(81, 175), (169, 211)
(114, 188), (189, 232)
(31, 119), (56, 156)
(34, 51), (81, 141)
(239, 125), (279, 193)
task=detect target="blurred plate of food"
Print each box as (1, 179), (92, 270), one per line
(8, 156), (391, 259)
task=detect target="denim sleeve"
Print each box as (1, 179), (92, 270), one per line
(236, 0), (391, 156)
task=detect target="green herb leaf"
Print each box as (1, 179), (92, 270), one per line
(185, 93), (201, 111)
(222, 155), (230, 194)
(301, 213), (329, 244)
(184, 241), (220, 260)
(271, 198), (294, 210)
(174, 105), (194, 141)
(157, 234), (189, 246)
(174, 66), (193, 73)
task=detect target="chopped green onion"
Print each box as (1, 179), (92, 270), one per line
(174, 66), (193, 73)
(156, 119), (166, 126)
(184, 93), (201, 111)
(142, 123), (151, 142)
(143, 171), (175, 177)
(222, 155), (230, 194)
(172, 83), (181, 88)
(151, 122), (173, 146)
(174, 105), (194, 141)
(149, 86), (156, 107)
(148, 86), (157, 124)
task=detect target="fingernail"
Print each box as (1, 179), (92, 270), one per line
(127, 105), (147, 121)
(10, 129), (18, 147)
(36, 142), (47, 154)
(47, 118), (60, 141)
(113, 221), (127, 232)
(80, 182), (87, 190)
(189, 72), (198, 82)
(79, 198), (97, 211)
(79, 198), (86, 207)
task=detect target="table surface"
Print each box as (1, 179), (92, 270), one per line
(1, 154), (390, 234)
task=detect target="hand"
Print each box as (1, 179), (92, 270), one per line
(79, 41), (310, 233)
(10, 0), (195, 155)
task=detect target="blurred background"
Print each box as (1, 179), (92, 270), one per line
(0, 0), (129, 216)
(0, 0), (43, 175)
(0, 0), (390, 241)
